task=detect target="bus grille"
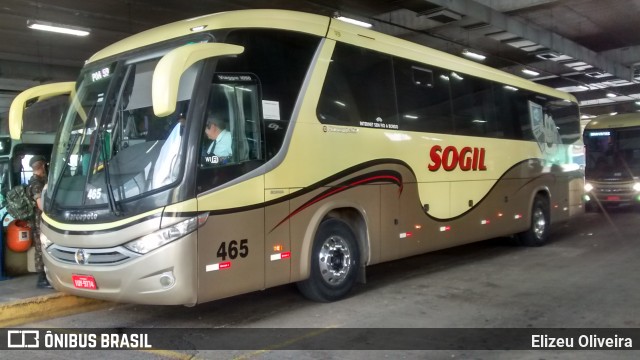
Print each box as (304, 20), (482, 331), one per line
(595, 186), (631, 194)
(47, 245), (140, 266)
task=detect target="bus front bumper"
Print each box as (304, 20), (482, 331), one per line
(42, 232), (198, 306)
(584, 181), (640, 208)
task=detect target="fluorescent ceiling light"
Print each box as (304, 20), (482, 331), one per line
(462, 49), (486, 61)
(335, 16), (372, 28)
(606, 93), (617, 98)
(504, 85), (519, 91)
(27, 19), (90, 36)
(610, 112), (618, 116)
(555, 85), (589, 92)
(190, 25), (207, 32)
(521, 69), (540, 76)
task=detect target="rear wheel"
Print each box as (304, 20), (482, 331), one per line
(517, 195), (550, 246)
(297, 218), (360, 302)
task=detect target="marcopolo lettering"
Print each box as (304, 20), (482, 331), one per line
(64, 212), (99, 221)
(428, 145), (487, 172)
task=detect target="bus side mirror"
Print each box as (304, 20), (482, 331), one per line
(152, 42), (244, 117)
(8, 82), (75, 140)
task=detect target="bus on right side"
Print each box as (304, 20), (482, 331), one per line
(583, 113), (640, 211)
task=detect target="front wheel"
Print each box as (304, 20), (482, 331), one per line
(516, 195), (550, 247)
(296, 218), (360, 302)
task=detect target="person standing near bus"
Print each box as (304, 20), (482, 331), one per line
(28, 155), (52, 289)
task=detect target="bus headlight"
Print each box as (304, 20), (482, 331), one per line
(584, 183), (594, 192)
(633, 183), (640, 192)
(124, 213), (208, 254)
(40, 232), (53, 249)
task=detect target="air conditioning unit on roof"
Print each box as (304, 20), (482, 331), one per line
(419, 9), (462, 23)
(535, 51), (563, 61)
(584, 71), (609, 78)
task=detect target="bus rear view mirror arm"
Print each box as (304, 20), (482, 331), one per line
(8, 82), (75, 140)
(152, 42), (245, 117)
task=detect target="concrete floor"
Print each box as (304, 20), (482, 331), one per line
(5, 208), (639, 359)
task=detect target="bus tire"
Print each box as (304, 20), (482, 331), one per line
(296, 218), (360, 302)
(517, 195), (550, 247)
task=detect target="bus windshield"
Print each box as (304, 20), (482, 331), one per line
(47, 57), (196, 211)
(584, 128), (640, 180)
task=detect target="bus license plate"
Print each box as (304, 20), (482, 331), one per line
(72, 274), (97, 290)
(607, 196), (620, 201)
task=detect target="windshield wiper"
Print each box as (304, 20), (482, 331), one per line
(98, 130), (121, 217)
(51, 98), (97, 211)
(49, 132), (81, 208)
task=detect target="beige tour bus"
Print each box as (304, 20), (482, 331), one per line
(1, 83), (72, 273)
(583, 113), (640, 210)
(2, 82), (73, 224)
(9, 9), (583, 305)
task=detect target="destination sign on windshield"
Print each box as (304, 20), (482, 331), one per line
(588, 131), (611, 137)
(87, 63), (116, 83)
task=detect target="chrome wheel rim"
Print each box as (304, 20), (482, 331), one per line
(532, 207), (547, 240)
(318, 235), (352, 285)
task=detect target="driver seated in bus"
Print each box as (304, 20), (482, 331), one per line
(203, 110), (232, 165)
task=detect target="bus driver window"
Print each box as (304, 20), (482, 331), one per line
(202, 108), (232, 166)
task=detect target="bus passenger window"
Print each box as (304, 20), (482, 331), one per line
(318, 43), (397, 128)
(450, 74), (497, 137)
(394, 59), (453, 133)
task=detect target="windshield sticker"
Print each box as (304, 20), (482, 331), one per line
(262, 100), (280, 120)
(204, 155), (220, 165)
(87, 188), (102, 200)
(216, 74), (253, 82)
(359, 117), (399, 130)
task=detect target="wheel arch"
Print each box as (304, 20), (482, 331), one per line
(526, 186), (551, 224)
(296, 202), (370, 281)
(515, 186), (553, 246)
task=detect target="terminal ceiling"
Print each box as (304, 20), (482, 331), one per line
(1, 0), (639, 122)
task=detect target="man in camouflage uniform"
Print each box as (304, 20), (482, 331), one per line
(28, 155), (52, 289)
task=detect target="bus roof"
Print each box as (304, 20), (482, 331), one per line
(87, 9), (575, 103)
(87, 10), (330, 64)
(585, 113), (640, 130)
